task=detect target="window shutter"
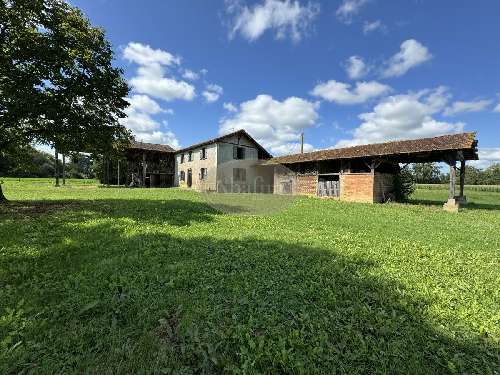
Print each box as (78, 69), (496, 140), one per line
(241, 147), (245, 159)
(233, 146), (237, 159)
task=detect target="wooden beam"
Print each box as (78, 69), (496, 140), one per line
(459, 160), (465, 198)
(449, 161), (456, 199)
(142, 152), (147, 187)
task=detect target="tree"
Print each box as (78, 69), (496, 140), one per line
(410, 163), (443, 184)
(0, 0), (131, 200)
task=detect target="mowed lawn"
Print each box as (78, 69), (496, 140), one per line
(0, 179), (499, 374)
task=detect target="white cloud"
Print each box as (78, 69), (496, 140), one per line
(345, 56), (369, 80)
(225, 0), (320, 42)
(382, 39), (432, 78)
(123, 42), (196, 102)
(120, 94), (180, 148)
(363, 20), (384, 34)
(443, 99), (493, 116)
(123, 42), (180, 66)
(336, 0), (368, 24)
(223, 102), (238, 112)
(182, 69), (200, 81)
(219, 94), (319, 155)
(311, 80), (391, 105)
(469, 149), (500, 169)
(202, 83), (224, 103)
(494, 103), (500, 113)
(335, 87), (464, 147)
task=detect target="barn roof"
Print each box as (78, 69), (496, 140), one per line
(128, 141), (176, 153)
(175, 129), (272, 159)
(264, 132), (478, 165)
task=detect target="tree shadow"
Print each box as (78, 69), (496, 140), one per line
(408, 198), (500, 211)
(0, 216), (497, 373)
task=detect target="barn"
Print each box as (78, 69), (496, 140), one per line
(265, 132), (478, 210)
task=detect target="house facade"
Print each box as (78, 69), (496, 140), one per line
(173, 130), (274, 193)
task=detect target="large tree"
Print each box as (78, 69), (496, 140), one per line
(0, 0), (131, 201)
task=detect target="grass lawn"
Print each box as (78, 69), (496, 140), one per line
(0, 179), (499, 374)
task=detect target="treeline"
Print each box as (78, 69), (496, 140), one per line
(0, 146), (95, 179)
(409, 163), (500, 185)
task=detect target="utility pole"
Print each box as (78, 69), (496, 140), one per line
(300, 132), (304, 154)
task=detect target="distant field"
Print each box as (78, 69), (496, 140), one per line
(0, 179), (499, 373)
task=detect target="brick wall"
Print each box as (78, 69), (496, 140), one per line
(373, 173), (395, 202)
(296, 174), (317, 196)
(340, 173), (374, 203)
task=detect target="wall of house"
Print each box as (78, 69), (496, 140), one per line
(273, 165), (297, 195)
(373, 173), (395, 203)
(175, 143), (218, 191)
(216, 135), (273, 193)
(339, 173), (374, 203)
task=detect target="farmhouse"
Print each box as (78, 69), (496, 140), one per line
(125, 131), (478, 210)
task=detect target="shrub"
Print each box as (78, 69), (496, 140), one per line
(393, 167), (416, 202)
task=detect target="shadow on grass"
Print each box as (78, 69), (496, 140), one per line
(408, 198), (500, 211)
(0, 205), (497, 373)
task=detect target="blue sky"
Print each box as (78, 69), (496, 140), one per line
(72, 0), (500, 167)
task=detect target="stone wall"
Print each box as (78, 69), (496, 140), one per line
(340, 173), (374, 203)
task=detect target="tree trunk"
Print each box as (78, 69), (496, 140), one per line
(0, 184), (7, 203)
(55, 149), (60, 187)
(62, 154), (66, 185)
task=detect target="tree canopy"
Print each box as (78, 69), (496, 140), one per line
(0, 0), (131, 156)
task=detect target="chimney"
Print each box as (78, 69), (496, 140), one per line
(300, 132), (304, 154)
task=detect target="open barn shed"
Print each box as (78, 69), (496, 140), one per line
(125, 141), (176, 188)
(265, 133), (478, 210)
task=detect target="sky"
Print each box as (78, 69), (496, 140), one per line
(70, 0), (500, 168)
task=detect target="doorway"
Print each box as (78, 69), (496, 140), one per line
(187, 169), (192, 188)
(318, 174), (340, 197)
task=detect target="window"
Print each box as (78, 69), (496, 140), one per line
(200, 147), (207, 160)
(180, 154), (184, 164)
(233, 146), (245, 160)
(200, 168), (208, 180)
(188, 151), (193, 162)
(233, 168), (246, 182)
(179, 170), (185, 181)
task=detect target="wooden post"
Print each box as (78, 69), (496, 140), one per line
(459, 160), (465, 198)
(62, 154), (66, 185)
(142, 152), (147, 187)
(54, 149), (60, 187)
(448, 161), (456, 199)
(117, 160), (120, 186)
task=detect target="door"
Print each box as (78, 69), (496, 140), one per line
(318, 175), (340, 197)
(187, 169), (192, 188)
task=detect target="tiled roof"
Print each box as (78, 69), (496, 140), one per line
(264, 133), (478, 165)
(128, 141), (176, 153)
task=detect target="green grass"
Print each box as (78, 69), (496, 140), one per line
(0, 179), (499, 374)
(417, 184), (500, 193)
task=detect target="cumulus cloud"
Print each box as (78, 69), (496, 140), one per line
(345, 56), (369, 80)
(469, 148), (500, 169)
(120, 94), (180, 148)
(202, 83), (224, 103)
(310, 80), (391, 105)
(223, 102), (238, 112)
(363, 20), (384, 34)
(494, 103), (500, 113)
(182, 69), (200, 81)
(335, 87), (464, 147)
(336, 0), (368, 24)
(225, 0), (320, 42)
(123, 42), (181, 66)
(382, 39), (432, 78)
(219, 94), (319, 155)
(443, 99), (493, 116)
(123, 42), (196, 102)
